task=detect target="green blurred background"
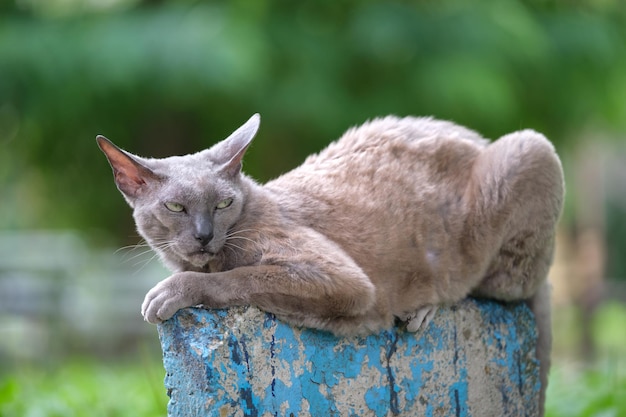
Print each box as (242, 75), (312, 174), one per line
(1, 0), (625, 415)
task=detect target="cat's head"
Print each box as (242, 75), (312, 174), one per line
(97, 114), (260, 271)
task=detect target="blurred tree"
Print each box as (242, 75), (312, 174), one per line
(0, 0), (625, 244)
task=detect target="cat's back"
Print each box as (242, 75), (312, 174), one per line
(266, 116), (487, 197)
(306, 116), (486, 163)
(263, 116), (489, 282)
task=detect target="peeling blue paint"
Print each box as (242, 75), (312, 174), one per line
(158, 299), (540, 416)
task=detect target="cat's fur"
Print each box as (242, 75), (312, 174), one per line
(98, 114), (564, 412)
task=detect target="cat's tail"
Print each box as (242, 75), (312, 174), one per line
(526, 279), (552, 417)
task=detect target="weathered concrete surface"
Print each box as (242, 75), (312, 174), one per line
(157, 299), (540, 417)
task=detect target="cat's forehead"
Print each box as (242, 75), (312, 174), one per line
(161, 175), (233, 202)
(150, 154), (234, 198)
(144, 151), (213, 179)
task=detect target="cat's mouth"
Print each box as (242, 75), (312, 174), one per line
(194, 248), (215, 256)
(186, 248), (217, 265)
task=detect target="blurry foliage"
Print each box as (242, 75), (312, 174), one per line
(550, 301), (626, 417)
(606, 199), (626, 280)
(546, 359), (626, 417)
(0, 356), (167, 417)
(1, 0), (625, 242)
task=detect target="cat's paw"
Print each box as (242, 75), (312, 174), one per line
(401, 305), (437, 332)
(141, 273), (198, 324)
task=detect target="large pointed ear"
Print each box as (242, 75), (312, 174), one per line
(212, 113), (260, 176)
(96, 135), (160, 200)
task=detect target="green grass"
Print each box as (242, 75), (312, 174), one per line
(546, 359), (626, 417)
(546, 300), (626, 417)
(0, 357), (167, 417)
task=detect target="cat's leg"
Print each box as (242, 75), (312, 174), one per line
(141, 263), (388, 335)
(468, 129), (564, 300)
(141, 230), (394, 335)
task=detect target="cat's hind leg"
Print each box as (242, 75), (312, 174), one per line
(468, 129), (564, 301)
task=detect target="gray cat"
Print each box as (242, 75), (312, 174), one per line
(98, 114), (563, 412)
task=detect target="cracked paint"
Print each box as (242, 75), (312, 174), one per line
(158, 298), (540, 417)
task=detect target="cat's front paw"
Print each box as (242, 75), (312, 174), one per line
(141, 273), (199, 324)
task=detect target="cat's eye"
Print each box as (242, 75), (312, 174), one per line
(216, 198), (233, 210)
(164, 202), (185, 213)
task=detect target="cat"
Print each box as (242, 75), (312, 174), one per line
(98, 114), (564, 412)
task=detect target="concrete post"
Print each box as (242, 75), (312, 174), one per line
(157, 298), (540, 417)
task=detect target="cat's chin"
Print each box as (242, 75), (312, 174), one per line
(186, 250), (216, 268)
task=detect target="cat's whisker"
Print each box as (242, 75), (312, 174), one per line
(223, 244), (239, 259)
(224, 241), (251, 254)
(115, 242), (152, 259)
(122, 248), (158, 264)
(114, 244), (141, 255)
(117, 238), (175, 272)
(226, 235), (258, 245)
(132, 251), (163, 274)
(149, 239), (175, 250)
(226, 228), (260, 237)
(226, 237), (259, 250)
(116, 237), (169, 254)
(151, 241), (173, 251)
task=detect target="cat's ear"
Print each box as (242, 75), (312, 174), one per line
(96, 135), (160, 200)
(212, 113), (260, 176)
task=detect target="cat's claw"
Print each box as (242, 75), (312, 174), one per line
(403, 305), (437, 332)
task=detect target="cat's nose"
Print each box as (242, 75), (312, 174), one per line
(194, 215), (213, 246)
(194, 231), (214, 246)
